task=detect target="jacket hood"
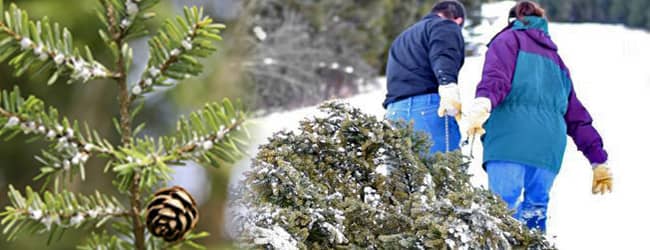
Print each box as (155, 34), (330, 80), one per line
(512, 16), (558, 51)
(422, 13), (440, 21)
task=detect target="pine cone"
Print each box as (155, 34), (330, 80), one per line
(145, 186), (199, 242)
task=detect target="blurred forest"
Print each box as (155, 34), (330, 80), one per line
(0, 0), (648, 249)
(538, 0), (650, 29)
(225, 0), (486, 112)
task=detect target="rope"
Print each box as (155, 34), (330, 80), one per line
(444, 115), (450, 153)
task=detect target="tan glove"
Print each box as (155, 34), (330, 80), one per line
(592, 164), (613, 195)
(465, 97), (491, 137)
(437, 83), (462, 121)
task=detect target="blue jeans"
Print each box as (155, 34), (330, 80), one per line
(385, 93), (461, 154)
(486, 161), (557, 232)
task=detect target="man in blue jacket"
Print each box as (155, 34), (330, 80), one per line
(384, 0), (466, 154)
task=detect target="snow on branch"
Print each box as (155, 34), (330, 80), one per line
(1, 185), (127, 242)
(0, 87), (115, 184)
(0, 3), (114, 83)
(111, 99), (248, 192)
(130, 6), (226, 99)
(97, 0), (160, 41)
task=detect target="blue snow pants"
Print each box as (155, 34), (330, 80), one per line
(486, 160), (558, 232)
(385, 93), (461, 154)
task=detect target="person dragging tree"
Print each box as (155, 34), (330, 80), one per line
(383, 0), (466, 154)
(464, 1), (613, 232)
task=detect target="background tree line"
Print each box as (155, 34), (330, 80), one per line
(226, 0), (484, 112)
(538, 0), (650, 29)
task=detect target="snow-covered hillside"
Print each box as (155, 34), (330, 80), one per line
(231, 2), (650, 249)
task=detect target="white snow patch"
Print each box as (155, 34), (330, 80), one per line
(252, 225), (299, 250)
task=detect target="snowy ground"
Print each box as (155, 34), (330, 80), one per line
(230, 3), (650, 249)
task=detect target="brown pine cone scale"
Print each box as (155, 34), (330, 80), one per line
(145, 186), (199, 242)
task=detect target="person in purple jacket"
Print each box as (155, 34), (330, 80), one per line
(464, 1), (613, 232)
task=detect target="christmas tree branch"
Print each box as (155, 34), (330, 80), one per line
(129, 6), (225, 99)
(0, 185), (127, 242)
(0, 87), (116, 184)
(99, 1), (145, 248)
(112, 100), (248, 191)
(97, 0), (160, 42)
(0, 3), (115, 83)
(78, 231), (131, 250)
(165, 99), (248, 165)
(161, 231), (210, 250)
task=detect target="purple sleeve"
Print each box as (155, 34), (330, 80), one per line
(475, 32), (518, 109)
(564, 84), (608, 165)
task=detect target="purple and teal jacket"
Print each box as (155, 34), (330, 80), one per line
(476, 16), (607, 173)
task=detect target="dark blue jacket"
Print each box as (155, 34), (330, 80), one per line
(383, 14), (465, 108)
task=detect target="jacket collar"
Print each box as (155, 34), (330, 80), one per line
(486, 18), (558, 51)
(512, 16), (549, 35)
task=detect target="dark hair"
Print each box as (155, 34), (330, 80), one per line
(432, 0), (466, 26)
(509, 1), (546, 24)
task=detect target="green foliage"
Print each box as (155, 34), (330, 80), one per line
(0, 3), (112, 83)
(1, 185), (125, 242)
(0, 87), (114, 187)
(230, 102), (554, 249)
(171, 99), (248, 166)
(77, 228), (210, 250)
(0, 0), (249, 249)
(112, 99), (248, 193)
(538, 0), (650, 30)
(96, 0), (160, 41)
(77, 231), (132, 250)
(133, 6), (226, 96)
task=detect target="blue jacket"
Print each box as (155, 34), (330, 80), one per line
(384, 14), (465, 108)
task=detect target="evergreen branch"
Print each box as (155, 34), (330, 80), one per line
(0, 185), (128, 242)
(111, 99), (248, 191)
(0, 3), (114, 83)
(0, 87), (116, 183)
(129, 6), (226, 99)
(96, 2), (163, 249)
(168, 99), (248, 164)
(164, 98), (249, 166)
(97, 0), (160, 41)
(77, 231), (131, 250)
(96, 0), (160, 81)
(162, 231), (210, 250)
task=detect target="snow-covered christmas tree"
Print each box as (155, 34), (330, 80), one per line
(229, 102), (555, 249)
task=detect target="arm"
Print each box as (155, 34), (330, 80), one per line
(428, 20), (464, 86)
(475, 32), (519, 109)
(564, 84), (608, 165)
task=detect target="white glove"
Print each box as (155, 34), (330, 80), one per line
(438, 83), (461, 120)
(466, 97), (492, 137)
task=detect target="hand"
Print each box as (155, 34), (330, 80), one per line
(437, 83), (462, 121)
(592, 164), (613, 195)
(466, 97), (491, 137)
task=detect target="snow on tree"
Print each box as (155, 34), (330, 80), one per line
(229, 102), (555, 249)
